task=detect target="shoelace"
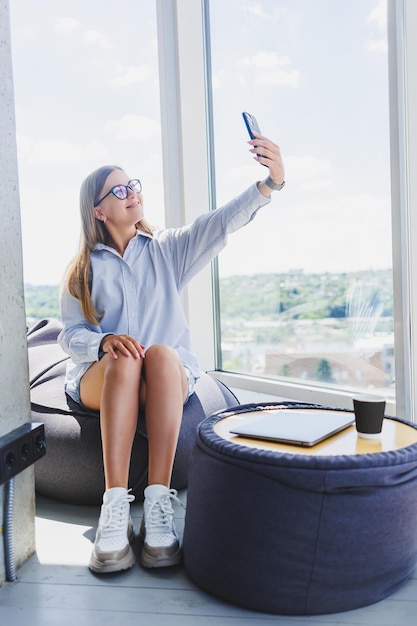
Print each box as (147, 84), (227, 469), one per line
(145, 489), (185, 531)
(100, 490), (135, 537)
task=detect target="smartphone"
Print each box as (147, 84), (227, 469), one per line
(242, 111), (266, 164)
(242, 111), (262, 139)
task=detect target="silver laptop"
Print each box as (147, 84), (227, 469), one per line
(229, 409), (355, 447)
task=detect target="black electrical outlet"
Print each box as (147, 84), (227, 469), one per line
(0, 423), (46, 486)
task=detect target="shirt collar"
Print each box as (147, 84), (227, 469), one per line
(94, 228), (153, 252)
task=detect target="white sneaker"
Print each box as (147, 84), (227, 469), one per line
(89, 487), (136, 574)
(140, 484), (184, 568)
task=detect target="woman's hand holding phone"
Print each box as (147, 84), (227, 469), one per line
(242, 111), (285, 194)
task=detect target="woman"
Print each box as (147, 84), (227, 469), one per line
(58, 132), (285, 574)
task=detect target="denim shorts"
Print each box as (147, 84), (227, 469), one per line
(183, 365), (197, 405)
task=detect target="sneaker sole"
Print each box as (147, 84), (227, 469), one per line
(140, 546), (182, 569)
(139, 518), (182, 568)
(89, 524), (136, 575)
(89, 544), (136, 574)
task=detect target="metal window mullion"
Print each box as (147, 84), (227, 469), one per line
(156, 0), (215, 371)
(388, 0), (417, 421)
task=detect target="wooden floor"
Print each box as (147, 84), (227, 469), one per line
(0, 490), (417, 626)
(1, 390), (417, 625)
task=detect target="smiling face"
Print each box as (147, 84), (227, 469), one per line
(93, 169), (144, 230)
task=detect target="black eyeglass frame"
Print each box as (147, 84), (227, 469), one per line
(94, 179), (142, 207)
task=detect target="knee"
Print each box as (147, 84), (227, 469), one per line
(144, 344), (181, 371)
(102, 352), (142, 383)
(142, 345), (187, 402)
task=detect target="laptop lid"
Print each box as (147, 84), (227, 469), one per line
(229, 409), (355, 447)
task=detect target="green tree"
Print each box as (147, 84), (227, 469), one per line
(315, 359), (334, 383)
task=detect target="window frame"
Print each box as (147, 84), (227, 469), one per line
(156, 0), (417, 420)
(388, 0), (417, 421)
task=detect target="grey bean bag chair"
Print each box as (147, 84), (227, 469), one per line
(28, 318), (239, 505)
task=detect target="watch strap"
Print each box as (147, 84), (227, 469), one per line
(265, 176), (285, 191)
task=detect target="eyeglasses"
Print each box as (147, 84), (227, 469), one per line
(94, 179), (142, 207)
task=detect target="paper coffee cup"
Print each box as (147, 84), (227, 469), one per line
(352, 394), (386, 439)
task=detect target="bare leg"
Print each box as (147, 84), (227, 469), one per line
(140, 344), (188, 487)
(80, 353), (143, 490)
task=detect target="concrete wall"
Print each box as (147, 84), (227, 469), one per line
(0, 0), (36, 583)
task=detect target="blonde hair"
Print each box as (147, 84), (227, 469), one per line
(64, 165), (155, 325)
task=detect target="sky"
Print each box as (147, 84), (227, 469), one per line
(8, 0), (390, 285)
(208, 0), (391, 278)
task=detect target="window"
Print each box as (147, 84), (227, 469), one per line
(207, 0), (394, 402)
(11, 0), (417, 419)
(10, 0), (163, 290)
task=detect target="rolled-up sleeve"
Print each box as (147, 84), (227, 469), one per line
(58, 289), (108, 363)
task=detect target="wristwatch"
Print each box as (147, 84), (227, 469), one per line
(265, 176), (285, 191)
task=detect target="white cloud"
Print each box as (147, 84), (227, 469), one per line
(105, 114), (160, 140)
(19, 182), (81, 284)
(299, 178), (333, 193)
(367, 0), (387, 30)
(108, 65), (151, 87)
(228, 154), (333, 195)
(83, 29), (112, 49)
(285, 154), (332, 182)
(16, 133), (34, 161)
(365, 1), (387, 54)
(246, 2), (286, 21)
(240, 51), (291, 70)
(246, 2), (270, 19)
(212, 70), (227, 90)
(366, 38), (387, 53)
(239, 51), (300, 87)
(55, 17), (79, 34)
(229, 163), (262, 179)
(16, 135), (108, 164)
(218, 191), (392, 276)
(257, 69), (299, 87)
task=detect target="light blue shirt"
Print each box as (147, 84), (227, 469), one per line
(58, 183), (271, 403)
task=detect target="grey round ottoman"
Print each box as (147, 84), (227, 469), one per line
(28, 318), (239, 505)
(183, 403), (417, 615)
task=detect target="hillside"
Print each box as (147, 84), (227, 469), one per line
(24, 269), (393, 323)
